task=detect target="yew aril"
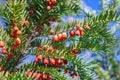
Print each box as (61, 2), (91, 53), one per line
(53, 35), (59, 42)
(26, 71), (33, 77)
(51, 0), (56, 5)
(16, 30), (22, 35)
(0, 40), (4, 47)
(29, 10), (34, 15)
(70, 30), (75, 37)
(13, 26), (19, 31)
(85, 25), (90, 30)
(15, 38), (21, 45)
(50, 30), (55, 35)
(42, 73), (47, 79)
(2, 47), (7, 54)
(44, 58), (49, 64)
(62, 32), (67, 40)
(23, 20), (29, 26)
(7, 52), (13, 59)
(35, 58), (40, 63)
(80, 30), (84, 36)
(58, 34), (63, 40)
(50, 58), (55, 65)
(37, 55), (42, 60)
(75, 30), (80, 36)
(0, 66), (2, 71)
(35, 73), (41, 79)
(47, 6), (51, 10)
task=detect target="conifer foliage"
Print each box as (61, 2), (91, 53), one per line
(0, 0), (120, 80)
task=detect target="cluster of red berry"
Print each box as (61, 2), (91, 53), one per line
(37, 46), (56, 53)
(35, 55), (68, 67)
(0, 40), (13, 59)
(64, 69), (78, 78)
(53, 24), (90, 42)
(46, 0), (56, 10)
(26, 71), (53, 80)
(11, 20), (29, 50)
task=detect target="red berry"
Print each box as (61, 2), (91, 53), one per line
(15, 38), (21, 45)
(12, 44), (18, 50)
(13, 26), (19, 31)
(80, 30), (84, 36)
(2, 47), (7, 54)
(32, 72), (37, 78)
(75, 30), (80, 36)
(70, 30), (75, 37)
(26, 71), (33, 77)
(11, 32), (17, 38)
(44, 58), (49, 64)
(29, 10), (34, 15)
(51, 0), (56, 5)
(16, 30), (22, 35)
(64, 70), (68, 74)
(86, 25), (90, 30)
(7, 52), (13, 59)
(23, 20), (29, 26)
(37, 55), (42, 60)
(63, 59), (68, 64)
(0, 40), (4, 47)
(47, 6), (51, 10)
(35, 73), (41, 79)
(58, 34), (63, 40)
(50, 58), (55, 65)
(42, 73), (47, 79)
(50, 30), (55, 35)
(62, 32), (67, 40)
(0, 66), (2, 71)
(35, 58), (40, 63)
(76, 24), (83, 31)
(53, 35), (59, 42)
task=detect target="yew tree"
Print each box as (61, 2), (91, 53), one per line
(0, 0), (120, 80)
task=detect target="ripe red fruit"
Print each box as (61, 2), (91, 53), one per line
(53, 35), (59, 42)
(26, 71), (33, 77)
(37, 55), (42, 60)
(70, 30), (75, 37)
(0, 40), (4, 47)
(35, 73), (41, 79)
(64, 69), (68, 74)
(63, 59), (68, 64)
(35, 58), (40, 63)
(15, 38), (21, 45)
(0, 66), (2, 71)
(47, 6), (51, 10)
(7, 52), (13, 59)
(44, 58), (49, 64)
(50, 30), (55, 35)
(50, 58), (55, 65)
(86, 25), (90, 30)
(23, 20), (29, 26)
(2, 47), (7, 54)
(75, 30), (80, 36)
(62, 32), (67, 40)
(76, 24), (83, 31)
(29, 10), (34, 15)
(42, 73), (47, 79)
(12, 44), (18, 50)
(16, 30), (22, 35)
(80, 30), (84, 36)
(58, 34), (63, 40)
(51, 0), (56, 5)
(11, 32), (17, 38)
(32, 72), (37, 78)
(13, 26), (19, 31)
